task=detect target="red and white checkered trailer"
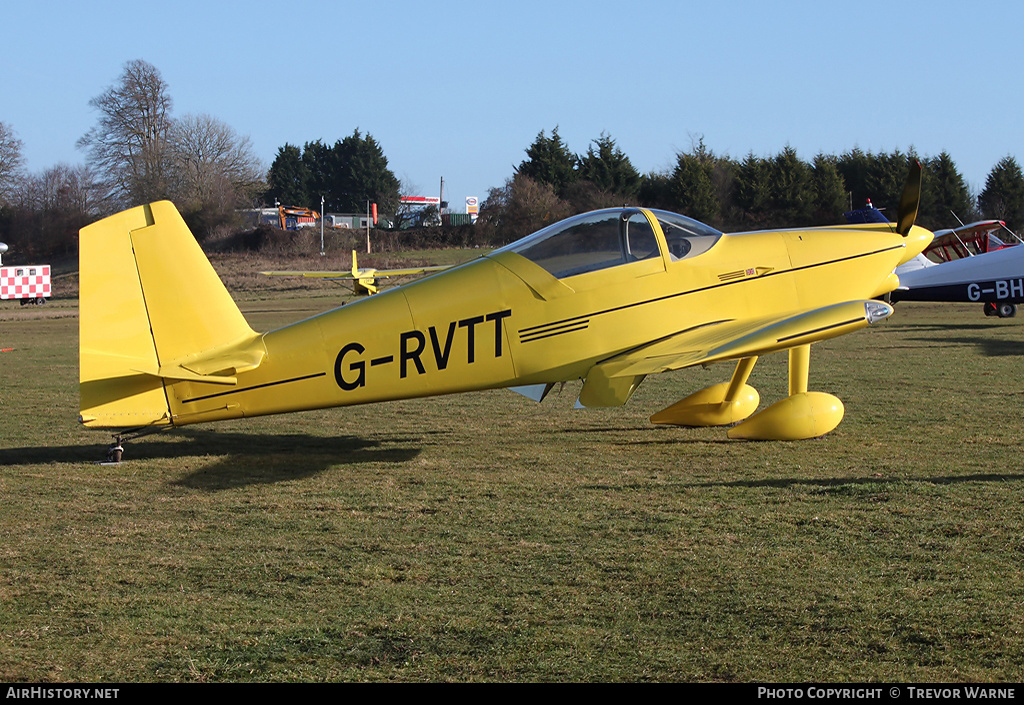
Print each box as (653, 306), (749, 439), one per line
(0, 265), (51, 305)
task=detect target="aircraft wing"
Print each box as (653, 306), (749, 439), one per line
(261, 248), (453, 289)
(929, 220), (1011, 251)
(367, 265), (451, 277)
(261, 265), (451, 279)
(578, 300), (892, 406)
(260, 270), (346, 278)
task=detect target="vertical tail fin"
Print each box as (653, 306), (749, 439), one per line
(79, 201), (257, 428)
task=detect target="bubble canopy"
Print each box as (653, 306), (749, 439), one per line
(494, 208), (722, 279)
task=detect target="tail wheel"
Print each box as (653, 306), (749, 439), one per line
(998, 303), (1017, 318)
(106, 442), (124, 463)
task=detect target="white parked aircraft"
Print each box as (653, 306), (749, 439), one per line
(891, 220), (1024, 318)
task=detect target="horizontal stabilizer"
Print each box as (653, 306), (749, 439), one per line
(179, 345), (266, 377)
(128, 337), (267, 386)
(131, 362), (237, 386)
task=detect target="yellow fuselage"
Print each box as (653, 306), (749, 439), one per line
(159, 222), (927, 427)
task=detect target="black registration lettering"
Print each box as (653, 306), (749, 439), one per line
(334, 342), (366, 390)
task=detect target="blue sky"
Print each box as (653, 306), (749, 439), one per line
(3, 0), (1022, 211)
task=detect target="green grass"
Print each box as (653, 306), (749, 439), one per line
(2, 278), (1024, 682)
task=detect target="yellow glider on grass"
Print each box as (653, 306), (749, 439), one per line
(261, 250), (451, 295)
(79, 162), (932, 459)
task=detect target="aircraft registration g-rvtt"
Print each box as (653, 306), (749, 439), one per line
(79, 162), (932, 458)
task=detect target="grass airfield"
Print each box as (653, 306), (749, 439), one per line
(2, 260), (1024, 682)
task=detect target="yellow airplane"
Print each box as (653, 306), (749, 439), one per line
(79, 162), (932, 458)
(261, 250), (451, 295)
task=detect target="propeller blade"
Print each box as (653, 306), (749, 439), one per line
(896, 159), (922, 237)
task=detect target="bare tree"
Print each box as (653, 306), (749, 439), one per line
(7, 163), (100, 256)
(390, 178), (424, 229)
(0, 121), (25, 204)
(19, 163), (97, 213)
(168, 113), (265, 208)
(164, 114), (265, 239)
(77, 59), (173, 208)
(477, 174), (571, 245)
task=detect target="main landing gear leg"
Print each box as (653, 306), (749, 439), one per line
(728, 344), (844, 440)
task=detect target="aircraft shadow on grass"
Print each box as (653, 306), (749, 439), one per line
(169, 430), (423, 491)
(678, 471), (1024, 491)
(582, 471), (1024, 494)
(883, 322), (1024, 357)
(907, 334), (1024, 357)
(884, 322), (1008, 332)
(0, 430), (422, 491)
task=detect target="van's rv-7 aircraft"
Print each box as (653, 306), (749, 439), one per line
(79, 163), (932, 460)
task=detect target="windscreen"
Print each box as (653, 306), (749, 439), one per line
(648, 209), (722, 261)
(500, 209), (660, 278)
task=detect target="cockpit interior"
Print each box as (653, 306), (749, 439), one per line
(497, 208), (722, 279)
